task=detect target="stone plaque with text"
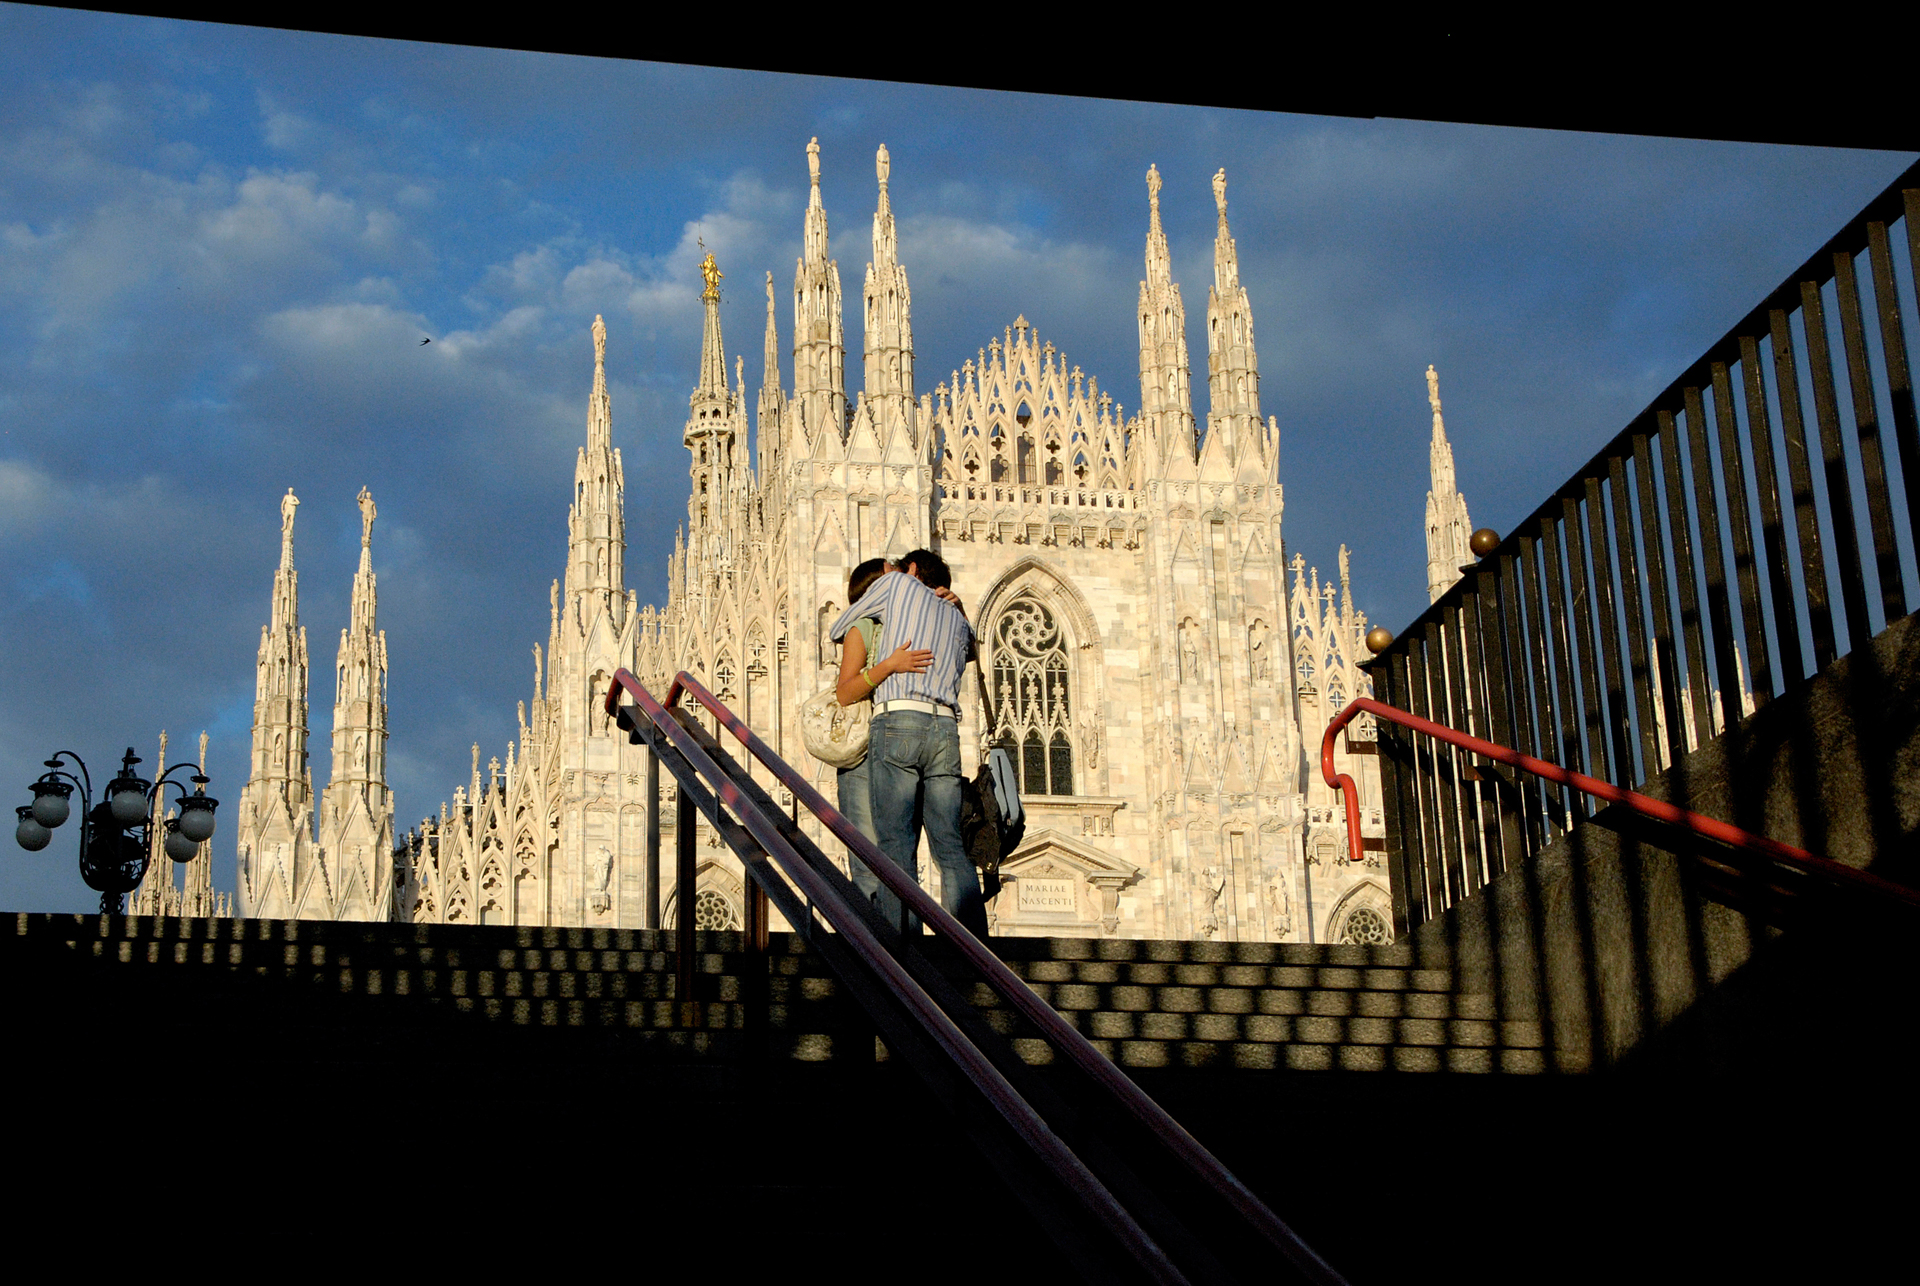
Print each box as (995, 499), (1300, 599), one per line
(1017, 876), (1077, 915)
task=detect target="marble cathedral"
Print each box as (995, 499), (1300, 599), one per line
(235, 140), (1433, 943)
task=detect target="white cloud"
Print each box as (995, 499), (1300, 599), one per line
(258, 90), (320, 152)
(0, 459), (56, 539)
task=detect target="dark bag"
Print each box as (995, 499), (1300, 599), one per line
(960, 666), (1026, 900)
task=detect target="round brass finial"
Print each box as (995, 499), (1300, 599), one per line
(1365, 626), (1394, 655)
(1469, 528), (1500, 558)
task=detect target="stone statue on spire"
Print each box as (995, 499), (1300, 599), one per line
(593, 313), (607, 366)
(876, 143), (890, 186)
(699, 244), (723, 303)
(1147, 163), (1162, 207)
(1212, 168), (1227, 217)
(280, 489), (299, 562)
(807, 136), (821, 186)
(357, 486), (376, 547)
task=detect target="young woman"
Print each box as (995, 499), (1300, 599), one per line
(834, 559), (930, 905)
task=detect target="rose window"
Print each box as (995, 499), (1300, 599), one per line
(694, 888), (739, 931)
(1340, 905), (1390, 945)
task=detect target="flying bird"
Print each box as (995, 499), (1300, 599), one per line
(419, 336), (432, 346)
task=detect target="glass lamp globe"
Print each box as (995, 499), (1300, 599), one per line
(164, 827), (199, 862)
(30, 782), (70, 828)
(15, 807), (51, 852)
(107, 780), (149, 826)
(176, 796), (217, 842)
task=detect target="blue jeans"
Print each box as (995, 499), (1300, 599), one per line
(865, 710), (987, 938)
(837, 753), (884, 909)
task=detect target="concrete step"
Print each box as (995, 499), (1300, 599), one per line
(13, 912), (1541, 1076)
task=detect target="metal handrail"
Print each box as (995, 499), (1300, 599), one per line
(615, 668), (1347, 1286)
(607, 669), (1192, 1285)
(1323, 696), (1920, 910)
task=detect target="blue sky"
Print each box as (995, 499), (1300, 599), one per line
(1, 5), (1913, 911)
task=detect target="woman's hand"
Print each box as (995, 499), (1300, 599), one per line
(881, 640), (933, 677)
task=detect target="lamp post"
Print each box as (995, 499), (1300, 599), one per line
(15, 747), (218, 914)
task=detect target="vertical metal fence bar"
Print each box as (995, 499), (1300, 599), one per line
(1738, 333), (1807, 688)
(1455, 572), (1503, 884)
(1710, 361), (1774, 705)
(1517, 534), (1570, 836)
(1658, 409), (1717, 745)
(645, 744), (661, 930)
(675, 779), (697, 1022)
(1630, 430), (1686, 772)
(1768, 307), (1837, 668)
(1538, 517), (1592, 816)
(1472, 563), (1526, 877)
(1403, 634), (1452, 917)
(1434, 610), (1483, 899)
(1495, 548), (1546, 854)
(1800, 279), (1875, 649)
(1682, 385), (1744, 736)
(1421, 618), (1471, 907)
(1581, 476), (1636, 782)
(1372, 653), (1420, 934)
(1557, 496), (1614, 784)
(1866, 218), (1920, 565)
(1832, 248), (1908, 623)
(1605, 454), (1661, 783)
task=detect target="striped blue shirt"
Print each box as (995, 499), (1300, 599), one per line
(829, 572), (974, 711)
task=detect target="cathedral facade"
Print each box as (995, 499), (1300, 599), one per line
(237, 140), (1403, 943)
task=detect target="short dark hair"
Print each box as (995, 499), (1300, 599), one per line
(901, 548), (950, 589)
(847, 557), (887, 602)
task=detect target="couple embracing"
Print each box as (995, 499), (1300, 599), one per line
(827, 549), (990, 938)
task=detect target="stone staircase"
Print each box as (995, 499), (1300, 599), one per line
(5, 912), (1537, 1075)
(7, 909), (1902, 1282)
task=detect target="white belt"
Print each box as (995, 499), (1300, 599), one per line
(873, 699), (956, 718)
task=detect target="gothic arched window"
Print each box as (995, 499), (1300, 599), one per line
(992, 596), (1074, 796)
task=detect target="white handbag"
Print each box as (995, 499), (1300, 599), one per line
(801, 685), (871, 769)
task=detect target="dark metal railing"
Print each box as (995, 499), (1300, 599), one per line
(1365, 160), (1920, 934)
(606, 668), (1347, 1286)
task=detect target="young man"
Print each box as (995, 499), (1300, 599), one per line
(826, 549), (986, 937)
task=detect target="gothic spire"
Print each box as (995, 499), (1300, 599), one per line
(871, 142), (897, 269)
(318, 485), (394, 919)
(1202, 167), (1264, 481)
(236, 488), (314, 918)
(686, 249), (740, 541)
(762, 270), (780, 390)
(1424, 364), (1475, 603)
(1144, 163), (1173, 291)
(565, 316), (626, 620)
(793, 138), (847, 458)
(696, 245), (727, 397)
(758, 270), (786, 479)
(1137, 164), (1195, 477)
(863, 143), (916, 460)
(804, 136), (828, 266)
(588, 312), (611, 454)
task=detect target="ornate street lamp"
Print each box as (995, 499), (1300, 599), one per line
(15, 747), (218, 914)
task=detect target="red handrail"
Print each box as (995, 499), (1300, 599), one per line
(1322, 696), (1920, 909)
(611, 669), (1349, 1286)
(606, 669), (1191, 1283)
